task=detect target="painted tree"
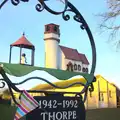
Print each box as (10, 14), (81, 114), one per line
(99, 0), (120, 48)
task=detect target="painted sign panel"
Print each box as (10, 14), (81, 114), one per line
(26, 95), (85, 120)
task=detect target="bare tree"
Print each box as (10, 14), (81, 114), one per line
(98, 0), (120, 49)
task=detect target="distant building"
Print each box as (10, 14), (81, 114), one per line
(31, 75), (117, 109)
(86, 75), (117, 109)
(44, 23), (89, 73)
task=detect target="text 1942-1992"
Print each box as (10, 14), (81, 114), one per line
(39, 99), (78, 109)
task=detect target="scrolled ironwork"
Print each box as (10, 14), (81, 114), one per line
(13, 76), (86, 88)
(0, 79), (5, 88)
(38, 0), (68, 15)
(0, 66), (88, 104)
(35, 2), (45, 12)
(0, 0), (96, 111)
(8, 84), (20, 105)
(11, 0), (20, 6)
(0, 78), (20, 105)
(0, 0), (8, 9)
(13, 76), (88, 101)
(62, 10), (71, 21)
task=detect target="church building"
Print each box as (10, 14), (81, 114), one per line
(44, 23), (89, 73)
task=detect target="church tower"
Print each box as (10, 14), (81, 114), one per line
(44, 23), (60, 69)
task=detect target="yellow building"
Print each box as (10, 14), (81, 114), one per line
(86, 75), (117, 109)
(31, 75), (117, 109)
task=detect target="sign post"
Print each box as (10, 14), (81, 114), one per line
(26, 96), (85, 120)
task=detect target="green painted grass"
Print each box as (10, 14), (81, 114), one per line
(0, 104), (120, 120)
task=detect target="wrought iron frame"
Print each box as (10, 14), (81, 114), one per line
(0, 0), (96, 115)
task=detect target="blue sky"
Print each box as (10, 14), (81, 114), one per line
(0, 0), (120, 88)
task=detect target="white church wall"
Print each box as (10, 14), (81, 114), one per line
(45, 39), (59, 69)
(82, 64), (88, 68)
(44, 33), (59, 40)
(60, 50), (66, 70)
(58, 46), (63, 69)
(65, 59), (83, 72)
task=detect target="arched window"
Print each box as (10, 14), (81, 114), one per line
(82, 67), (86, 72)
(66, 64), (69, 71)
(46, 25), (50, 31)
(54, 26), (57, 32)
(74, 64), (77, 70)
(66, 62), (73, 71)
(78, 65), (81, 71)
(86, 68), (88, 73)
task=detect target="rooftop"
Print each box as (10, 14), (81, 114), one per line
(59, 45), (89, 65)
(11, 33), (35, 50)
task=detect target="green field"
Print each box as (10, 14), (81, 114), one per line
(0, 104), (120, 120)
(0, 104), (16, 120)
(86, 108), (120, 120)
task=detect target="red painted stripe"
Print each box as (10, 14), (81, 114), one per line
(18, 104), (28, 114)
(21, 100), (31, 112)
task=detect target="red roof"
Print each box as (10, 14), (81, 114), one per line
(59, 45), (89, 65)
(78, 53), (89, 65)
(11, 34), (35, 50)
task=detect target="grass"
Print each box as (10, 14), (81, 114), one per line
(86, 108), (120, 120)
(0, 103), (120, 120)
(0, 104), (16, 120)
